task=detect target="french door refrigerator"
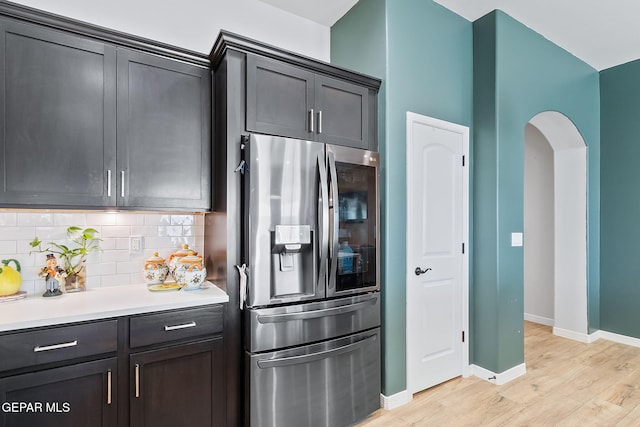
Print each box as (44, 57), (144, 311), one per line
(240, 134), (381, 427)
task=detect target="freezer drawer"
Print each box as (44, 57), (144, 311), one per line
(246, 328), (380, 427)
(245, 292), (380, 353)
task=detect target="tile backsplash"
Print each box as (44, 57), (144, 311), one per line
(0, 211), (205, 295)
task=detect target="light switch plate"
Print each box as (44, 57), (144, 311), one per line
(511, 232), (523, 247)
(129, 235), (144, 253)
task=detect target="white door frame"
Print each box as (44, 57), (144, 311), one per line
(405, 111), (471, 391)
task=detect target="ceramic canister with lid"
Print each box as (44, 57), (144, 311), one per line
(168, 244), (197, 278)
(143, 251), (169, 285)
(174, 251), (206, 291)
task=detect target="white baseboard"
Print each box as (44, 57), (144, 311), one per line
(524, 313), (554, 326)
(553, 327), (592, 343)
(597, 330), (640, 348)
(380, 390), (412, 410)
(471, 363), (526, 385)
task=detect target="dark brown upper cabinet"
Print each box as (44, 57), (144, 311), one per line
(246, 54), (373, 150)
(0, 10), (212, 211)
(116, 49), (211, 211)
(0, 18), (117, 208)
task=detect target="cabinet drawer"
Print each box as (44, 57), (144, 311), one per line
(0, 320), (118, 372)
(129, 305), (223, 348)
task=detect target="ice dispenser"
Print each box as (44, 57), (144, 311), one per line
(270, 225), (315, 298)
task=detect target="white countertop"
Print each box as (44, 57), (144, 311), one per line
(0, 281), (228, 333)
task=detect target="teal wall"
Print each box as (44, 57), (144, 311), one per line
(332, 2), (600, 394)
(473, 11), (600, 372)
(332, 0), (472, 395)
(600, 60), (640, 337)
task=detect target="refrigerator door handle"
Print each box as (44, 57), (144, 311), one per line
(318, 153), (329, 292)
(327, 150), (339, 292)
(256, 333), (378, 369)
(256, 296), (378, 323)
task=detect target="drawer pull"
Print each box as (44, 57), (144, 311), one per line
(164, 321), (196, 331)
(33, 340), (78, 352)
(135, 364), (140, 398)
(107, 370), (112, 405)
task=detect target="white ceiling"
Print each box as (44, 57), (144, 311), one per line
(260, 0), (640, 71)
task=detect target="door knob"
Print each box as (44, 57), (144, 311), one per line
(414, 267), (432, 276)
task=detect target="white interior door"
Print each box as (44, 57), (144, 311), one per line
(406, 112), (468, 394)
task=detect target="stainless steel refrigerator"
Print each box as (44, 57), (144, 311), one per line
(240, 134), (381, 427)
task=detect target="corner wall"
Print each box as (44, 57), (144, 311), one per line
(600, 60), (640, 337)
(473, 11), (600, 372)
(332, 0), (473, 396)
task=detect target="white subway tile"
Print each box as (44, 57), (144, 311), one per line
(16, 239), (38, 255)
(101, 274), (131, 287)
(116, 214), (145, 226)
(86, 213), (118, 226)
(85, 262), (117, 277)
(17, 213), (53, 227)
(171, 215), (194, 226)
(21, 264), (43, 282)
(117, 261), (139, 275)
(85, 276), (101, 288)
(34, 226), (67, 241)
(100, 238), (117, 251)
(144, 214), (171, 225)
(0, 212), (17, 226)
(129, 272), (145, 284)
(3, 226), (39, 241)
(115, 238), (129, 250)
(130, 226), (158, 236)
(53, 213), (87, 226)
(85, 252), (101, 264)
(146, 237), (174, 250)
(101, 225), (131, 238)
(101, 250), (131, 263)
(19, 280), (36, 295)
(182, 226), (193, 237)
(0, 241), (17, 254)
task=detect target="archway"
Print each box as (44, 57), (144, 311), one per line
(525, 111), (588, 338)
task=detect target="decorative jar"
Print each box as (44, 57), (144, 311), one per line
(143, 252), (169, 285)
(173, 251), (206, 291)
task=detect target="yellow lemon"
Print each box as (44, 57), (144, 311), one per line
(0, 259), (22, 296)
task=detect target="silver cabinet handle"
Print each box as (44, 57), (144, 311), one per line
(164, 321), (196, 331)
(107, 370), (112, 405)
(309, 108), (314, 133)
(107, 170), (112, 197)
(120, 170), (125, 197)
(135, 364), (140, 398)
(317, 110), (322, 134)
(33, 340), (78, 352)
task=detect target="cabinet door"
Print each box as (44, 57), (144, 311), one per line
(0, 18), (117, 208)
(117, 48), (211, 210)
(314, 75), (370, 149)
(246, 54), (315, 140)
(0, 358), (117, 427)
(130, 339), (225, 427)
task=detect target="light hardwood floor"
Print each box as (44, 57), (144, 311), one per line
(358, 322), (640, 426)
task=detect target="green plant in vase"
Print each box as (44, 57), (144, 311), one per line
(29, 226), (101, 293)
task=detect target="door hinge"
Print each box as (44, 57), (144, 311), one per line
(462, 331), (465, 342)
(462, 155), (466, 166)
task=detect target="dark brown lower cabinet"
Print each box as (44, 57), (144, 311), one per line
(129, 338), (225, 427)
(0, 358), (117, 427)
